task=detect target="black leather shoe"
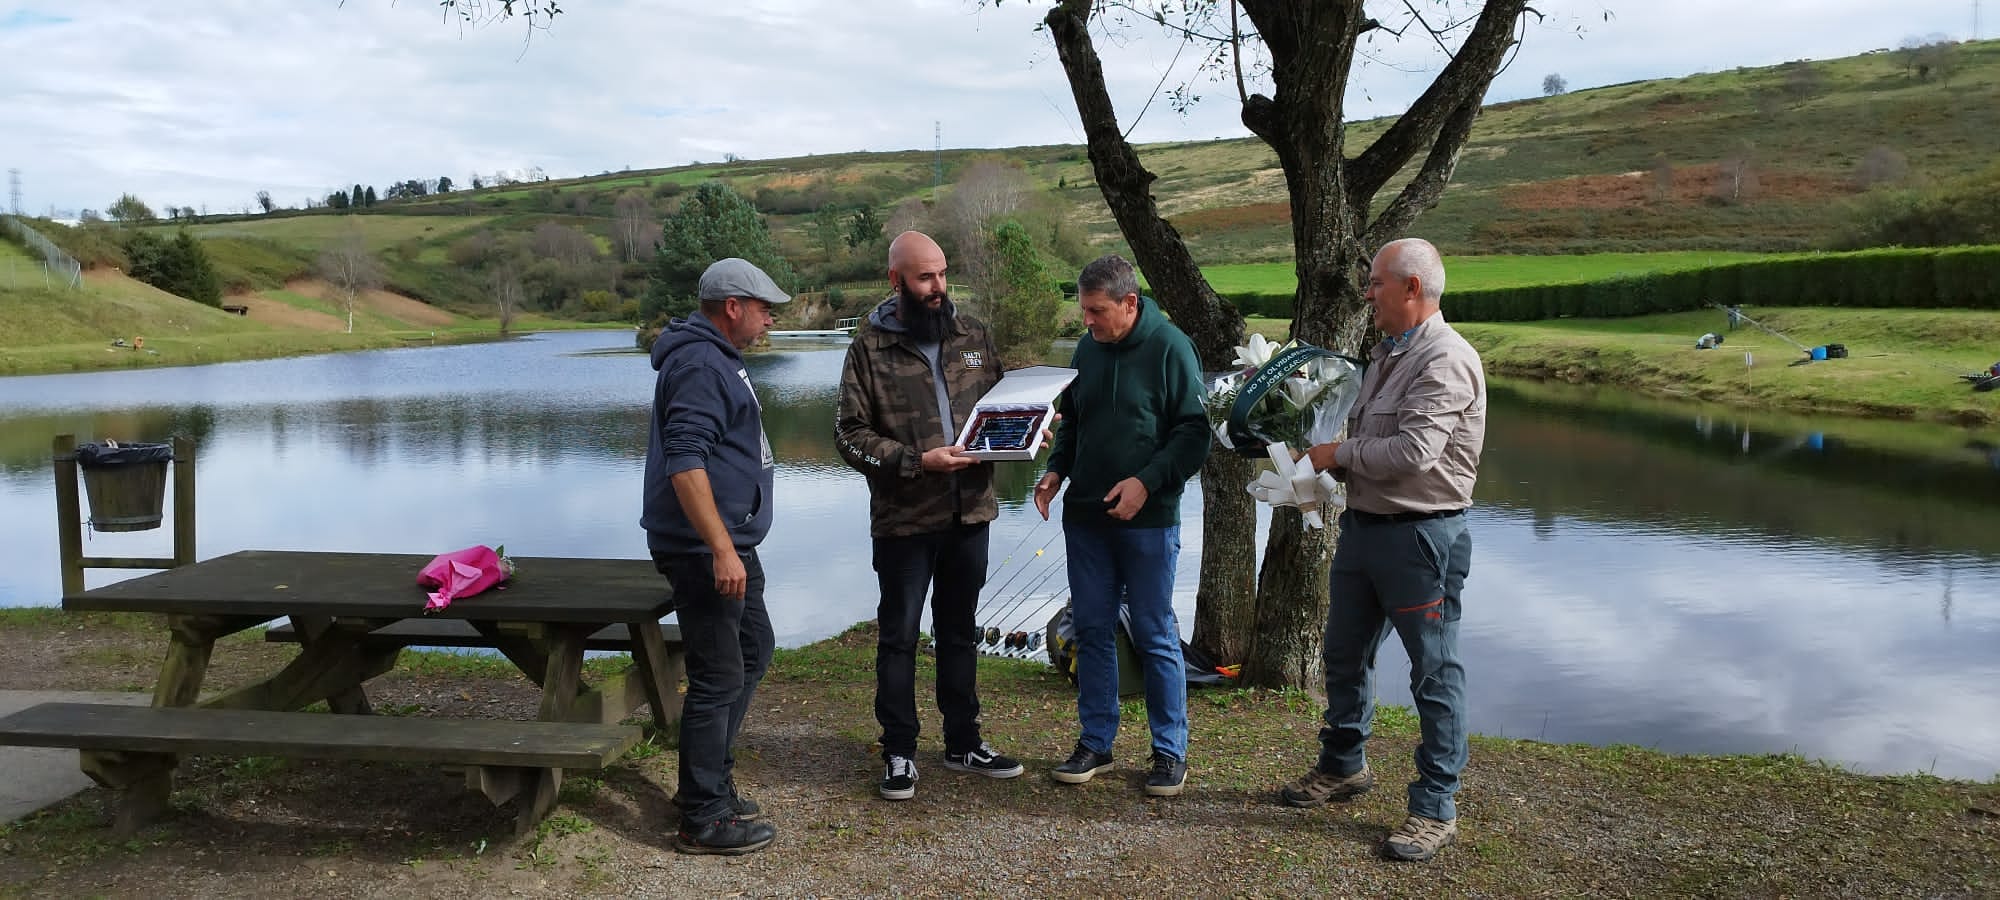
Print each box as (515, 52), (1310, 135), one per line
(1144, 751), (1187, 797)
(1050, 741), (1115, 784)
(725, 779), (763, 821)
(675, 816), (775, 855)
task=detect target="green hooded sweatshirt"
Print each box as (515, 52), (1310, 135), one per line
(1045, 297), (1212, 528)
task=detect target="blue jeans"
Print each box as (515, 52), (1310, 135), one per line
(1065, 524), (1188, 762)
(653, 549), (774, 827)
(1317, 510), (1471, 821)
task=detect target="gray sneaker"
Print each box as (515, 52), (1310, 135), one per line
(1383, 814), (1457, 862)
(1279, 763), (1373, 807)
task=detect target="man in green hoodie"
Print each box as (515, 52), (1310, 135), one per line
(1033, 254), (1211, 797)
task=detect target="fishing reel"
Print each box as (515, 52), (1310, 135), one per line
(976, 625), (1046, 658)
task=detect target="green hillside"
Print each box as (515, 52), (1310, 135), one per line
(167, 41), (1997, 290)
(0, 270), (277, 373)
(190, 214), (497, 252)
(9, 38), (1991, 370)
(0, 262), (578, 376)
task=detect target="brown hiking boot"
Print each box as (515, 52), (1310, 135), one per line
(1383, 814), (1457, 862)
(1279, 763), (1373, 807)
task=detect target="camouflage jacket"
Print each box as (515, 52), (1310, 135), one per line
(835, 299), (1003, 538)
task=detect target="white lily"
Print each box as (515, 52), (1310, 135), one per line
(1279, 376), (1324, 410)
(1231, 333), (1277, 368)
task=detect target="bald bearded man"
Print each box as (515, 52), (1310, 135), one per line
(835, 231), (1026, 800)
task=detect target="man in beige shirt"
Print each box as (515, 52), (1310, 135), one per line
(1280, 237), (1487, 863)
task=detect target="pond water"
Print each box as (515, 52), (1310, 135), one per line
(2, 330), (1996, 779)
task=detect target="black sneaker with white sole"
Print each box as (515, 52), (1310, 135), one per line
(1144, 751), (1187, 797)
(943, 742), (1025, 779)
(879, 754), (918, 801)
(1050, 741), (1115, 784)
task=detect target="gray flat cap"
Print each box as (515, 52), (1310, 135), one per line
(698, 257), (791, 304)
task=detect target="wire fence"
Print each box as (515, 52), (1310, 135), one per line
(0, 214), (83, 290)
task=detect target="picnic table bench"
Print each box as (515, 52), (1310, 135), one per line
(0, 550), (682, 835)
(262, 618), (682, 654)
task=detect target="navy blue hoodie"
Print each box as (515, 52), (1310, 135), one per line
(642, 312), (776, 554)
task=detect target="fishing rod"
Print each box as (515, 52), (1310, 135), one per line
(973, 517), (1061, 621)
(995, 560), (1073, 637)
(984, 545), (1069, 628)
(1711, 302), (1994, 381)
(1709, 302), (1810, 354)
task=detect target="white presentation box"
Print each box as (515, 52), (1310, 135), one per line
(955, 365), (1077, 462)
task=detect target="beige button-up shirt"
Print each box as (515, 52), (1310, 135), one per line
(1331, 312), (1487, 514)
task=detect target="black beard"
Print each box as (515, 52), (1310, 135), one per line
(898, 286), (956, 343)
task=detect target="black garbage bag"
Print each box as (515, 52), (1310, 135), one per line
(75, 441), (174, 468)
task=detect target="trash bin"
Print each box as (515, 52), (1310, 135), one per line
(74, 441), (174, 532)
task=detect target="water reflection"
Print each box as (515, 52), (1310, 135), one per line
(0, 332), (1996, 779)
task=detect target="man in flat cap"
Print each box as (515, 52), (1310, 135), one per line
(643, 257), (790, 855)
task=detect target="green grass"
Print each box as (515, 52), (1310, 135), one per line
(247, 287), (453, 333)
(1470, 308), (1999, 425)
(1201, 251), (1783, 295)
(0, 276), (269, 348)
(201, 237), (313, 293)
(0, 237), (37, 265)
(256, 288), (344, 318)
(0, 269), (563, 376)
(1245, 305), (2000, 425)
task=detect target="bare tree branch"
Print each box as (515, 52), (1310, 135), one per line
(1346, 1), (1527, 204)
(1124, 31), (1194, 138)
(1229, 0), (1248, 104)
(1389, 0), (1457, 54)
(1099, 0), (1234, 43)
(1043, 0), (1240, 365)
(1362, 92), (1482, 250)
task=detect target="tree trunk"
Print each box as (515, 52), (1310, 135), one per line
(1190, 453), (1256, 663)
(1245, 508), (1337, 686)
(1232, 2), (1370, 688)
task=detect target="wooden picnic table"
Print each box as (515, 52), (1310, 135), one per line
(50, 549), (683, 833)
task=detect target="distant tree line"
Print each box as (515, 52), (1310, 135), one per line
(70, 153), (1085, 352)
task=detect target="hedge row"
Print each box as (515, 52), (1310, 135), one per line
(1227, 291), (1297, 319)
(1195, 247), (2000, 324)
(1438, 246), (2000, 322)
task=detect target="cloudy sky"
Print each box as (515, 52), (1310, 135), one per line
(0, 0), (1974, 217)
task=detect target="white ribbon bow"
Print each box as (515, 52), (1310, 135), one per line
(1245, 442), (1344, 529)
